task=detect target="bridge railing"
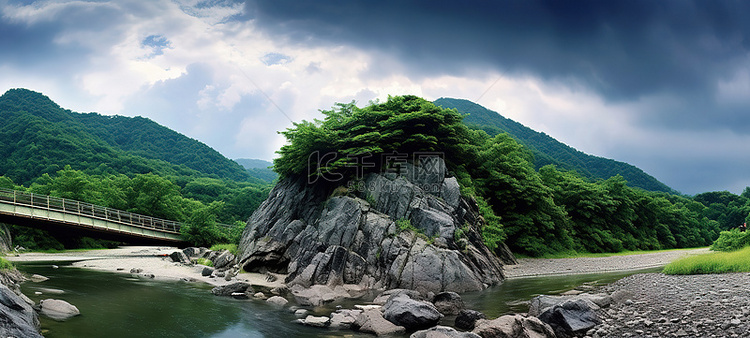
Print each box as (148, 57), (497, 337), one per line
(0, 188), (187, 234)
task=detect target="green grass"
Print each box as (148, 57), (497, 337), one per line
(209, 243), (238, 255)
(195, 257), (213, 267)
(663, 246), (750, 275)
(0, 257), (14, 270)
(517, 247), (708, 259)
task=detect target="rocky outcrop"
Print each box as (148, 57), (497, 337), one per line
(237, 157), (508, 294)
(0, 269), (41, 337)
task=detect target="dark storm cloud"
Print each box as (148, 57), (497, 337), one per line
(245, 0), (750, 128)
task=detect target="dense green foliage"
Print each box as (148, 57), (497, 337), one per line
(663, 246), (750, 275)
(275, 96), (726, 256)
(0, 88), (254, 186)
(0, 257), (13, 270)
(0, 88), (272, 249)
(710, 230), (750, 252)
(433, 97), (677, 194)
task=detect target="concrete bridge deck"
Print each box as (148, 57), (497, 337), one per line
(0, 188), (190, 245)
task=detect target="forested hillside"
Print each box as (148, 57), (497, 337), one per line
(0, 88), (271, 249)
(0, 88), (251, 185)
(434, 98), (677, 194)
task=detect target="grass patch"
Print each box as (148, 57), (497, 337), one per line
(210, 243), (238, 255)
(0, 257), (14, 270)
(516, 247), (708, 260)
(195, 257), (213, 267)
(663, 246), (750, 275)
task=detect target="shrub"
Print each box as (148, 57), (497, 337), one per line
(195, 257), (213, 267)
(0, 257), (14, 270)
(210, 243), (238, 255)
(710, 229), (750, 252)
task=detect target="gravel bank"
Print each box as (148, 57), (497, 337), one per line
(504, 248), (711, 278)
(593, 272), (750, 337)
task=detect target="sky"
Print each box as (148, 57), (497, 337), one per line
(1, 0), (750, 195)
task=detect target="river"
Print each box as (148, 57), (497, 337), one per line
(17, 262), (660, 337)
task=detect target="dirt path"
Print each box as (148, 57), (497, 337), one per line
(503, 247), (711, 278)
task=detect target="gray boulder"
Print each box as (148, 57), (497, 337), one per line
(537, 298), (600, 337)
(265, 296), (288, 307)
(211, 282), (252, 297)
(169, 251), (190, 264)
(472, 314), (556, 338)
(211, 250), (236, 270)
(201, 266), (214, 277)
(182, 247), (208, 258)
(433, 291), (465, 315)
(38, 299), (80, 321)
(383, 294), (443, 330)
(302, 315), (330, 327)
(330, 309), (361, 329)
(411, 325), (482, 338)
(529, 293), (611, 317)
(455, 309), (487, 330)
(353, 309), (406, 336)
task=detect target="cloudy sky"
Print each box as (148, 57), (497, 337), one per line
(2, 0), (750, 195)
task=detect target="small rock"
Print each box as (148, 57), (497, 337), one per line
(30, 274), (49, 282)
(130, 268), (142, 274)
(253, 292), (266, 299)
(412, 325), (481, 337)
(230, 292), (249, 299)
(455, 309), (487, 330)
(266, 296), (288, 307)
(201, 267), (214, 277)
(38, 299), (80, 321)
(294, 309), (309, 318)
(303, 315), (330, 327)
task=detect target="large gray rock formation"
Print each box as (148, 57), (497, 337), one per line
(237, 157), (508, 294)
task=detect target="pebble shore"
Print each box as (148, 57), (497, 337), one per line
(593, 273), (750, 338)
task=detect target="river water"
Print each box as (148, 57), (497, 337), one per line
(17, 262), (660, 337)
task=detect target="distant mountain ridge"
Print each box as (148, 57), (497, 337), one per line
(434, 97), (676, 193)
(0, 88), (252, 185)
(235, 158), (278, 183)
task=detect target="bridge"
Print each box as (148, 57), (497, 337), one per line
(0, 188), (207, 245)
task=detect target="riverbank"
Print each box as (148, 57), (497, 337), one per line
(4, 246), (285, 288)
(593, 272), (750, 337)
(504, 247), (711, 278)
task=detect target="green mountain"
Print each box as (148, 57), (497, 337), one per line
(0, 88), (251, 185)
(235, 158), (278, 183)
(434, 97), (676, 193)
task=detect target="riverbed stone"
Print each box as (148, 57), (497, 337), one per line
(303, 315), (330, 327)
(412, 325), (482, 338)
(433, 291), (465, 315)
(538, 298), (601, 337)
(472, 314), (555, 338)
(29, 274), (48, 283)
(353, 308), (406, 336)
(169, 251), (190, 264)
(211, 282), (252, 297)
(455, 309), (487, 330)
(38, 299), (80, 321)
(266, 296), (288, 307)
(383, 294), (443, 330)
